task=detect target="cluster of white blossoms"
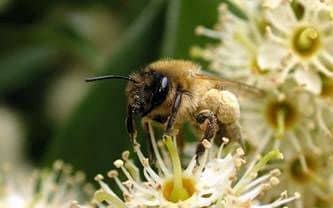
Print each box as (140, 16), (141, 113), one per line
(73, 125), (300, 208)
(193, 0), (333, 207)
(194, 0), (333, 94)
(0, 161), (94, 208)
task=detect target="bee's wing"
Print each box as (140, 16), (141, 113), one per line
(194, 74), (266, 97)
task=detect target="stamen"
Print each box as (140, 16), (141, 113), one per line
(134, 145), (161, 182)
(234, 32), (257, 53)
(142, 161), (162, 183)
(243, 169), (281, 192)
(147, 122), (170, 176)
(233, 150), (283, 194)
(123, 159), (140, 182)
(121, 151), (130, 161)
(107, 170), (129, 195)
(196, 141), (210, 175)
(113, 160), (138, 184)
(217, 137), (229, 158)
(94, 190), (126, 208)
(196, 26), (222, 39)
(268, 192), (301, 207)
(276, 109), (286, 139)
(270, 177), (280, 185)
(184, 156), (197, 175)
(239, 182), (270, 202)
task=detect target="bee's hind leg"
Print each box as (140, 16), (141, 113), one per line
(195, 109), (218, 162)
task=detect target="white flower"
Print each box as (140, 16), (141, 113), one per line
(262, 151), (333, 208)
(193, 2), (274, 88)
(0, 161), (94, 208)
(262, 0), (289, 9)
(241, 86), (333, 157)
(194, 0), (333, 94)
(261, 0), (333, 93)
(89, 125), (299, 208)
(191, 1), (333, 207)
(240, 86), (333, 208)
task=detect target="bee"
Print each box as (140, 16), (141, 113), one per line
(86, 59), (264, 157)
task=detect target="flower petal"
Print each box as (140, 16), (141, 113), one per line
(258, 41), (287, 70)
(294, 68), (322, 94)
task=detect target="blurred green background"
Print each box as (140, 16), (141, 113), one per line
(0, 0), (227, 179)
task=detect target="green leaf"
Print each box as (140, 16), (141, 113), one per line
(161, 0), (222, 58)
(0, 47), (59, 95)
(44, 0), (166, 179)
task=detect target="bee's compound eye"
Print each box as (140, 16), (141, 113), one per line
(161, 77), (168, 89)
(152, 76), (169, 106)
(161, 77), (169, 88)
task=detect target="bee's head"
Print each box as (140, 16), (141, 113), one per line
(126, 70), (169, 117)
(85, 70), (170, 117)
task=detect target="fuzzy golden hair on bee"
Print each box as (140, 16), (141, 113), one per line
(86, 59), (264, 161)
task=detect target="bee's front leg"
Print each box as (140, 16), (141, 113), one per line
(142, 119), (157, 165)
(165, 90), (183, 135)
(126, 106), (137, 144)
(195, 109), (218, 160)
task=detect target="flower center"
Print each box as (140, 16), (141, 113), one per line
(162, 177), (196, 203)
(289, 155), (317, 184)
(162, 136), (196, 203)
(292, 26), (321, 58)
(265, 98), (299, 138)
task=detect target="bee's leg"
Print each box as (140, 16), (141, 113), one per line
(176, 128), (185, 155)
(165, 90), (183, 135)
(126, 106), (137, 144)
(195, 110), (218, 161)
(142, 120), (156, 165)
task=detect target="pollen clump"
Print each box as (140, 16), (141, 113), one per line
(199, 89), (240, 124)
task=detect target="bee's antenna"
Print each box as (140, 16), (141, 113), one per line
(85, 75), (137, 83)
